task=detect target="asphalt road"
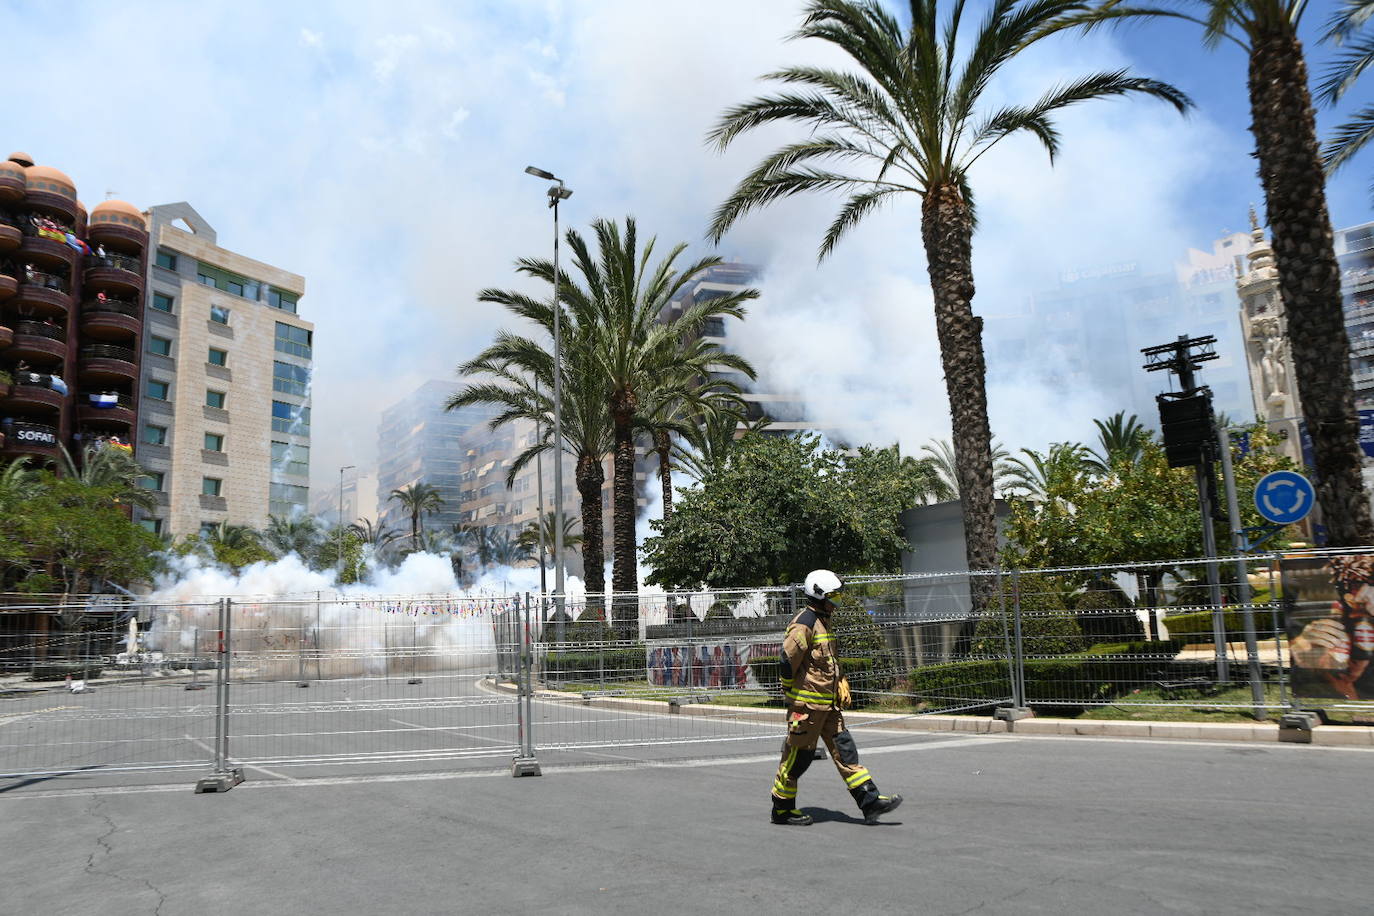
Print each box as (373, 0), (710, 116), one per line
(2, 732), (1370, 915)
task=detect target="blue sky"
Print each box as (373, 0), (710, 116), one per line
(5, 0), (1372, 500)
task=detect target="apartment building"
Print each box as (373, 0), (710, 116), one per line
(134, 203), (312, 538)
(0, 152), (147, 465)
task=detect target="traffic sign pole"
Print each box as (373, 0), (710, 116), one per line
(1217, 422), (1267, 719)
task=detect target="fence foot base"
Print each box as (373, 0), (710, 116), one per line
(296, 681), (310, 688)
(995, 707), (1034, 724)
(1279, 711), (1319, 744)
(407, 678), (423, 685)
(511, 755), (542, 777)
(184, 683), (207, 691)
(194, 768), (245, 793)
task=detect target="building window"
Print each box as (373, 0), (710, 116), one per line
(206, 390), (226, 410)
(208, 347), (228, 367)
(202, 477), (223, 497)
(149, 336), (173, 356)
(143, 424), (167, 446)
(204, 432), (224, 452)
(151, 292), (174, 313)
(272, 360), (310, 396)
(139, 471), (165, 491)
(146, 379), (170, 401)
(155, 249), (177, 271)
(274, 322), (312, 359)
(209, 305), (230, 325)
(272, 400), (309, 434)
(268, 288), (299, 313)
(271, 440), (310, 477)
(139, 518), (163, 535)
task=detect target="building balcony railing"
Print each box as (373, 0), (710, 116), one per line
(0, 323), (11, 348)
(0, 270), (16, 300)
(78, 343), (138, 382)
(80, 298), (141, 341)
(84, 258), (143, 294)
(86, 220), (148, 250)
(0, 420), (60, 457)
(21, 268), (68, 293)
(0, 222), (19, 251)
(0, 171), (24, 201)
(13, 319), (64, 342)
(77, 391), (135, 428)
(8, 320), (67, 361)
(2, 376), (66, 410)
(24, 190), (78, 224)
(83, 296), (139, 317)
(19, 230), (81, 266)
(80, 343), (136, 363)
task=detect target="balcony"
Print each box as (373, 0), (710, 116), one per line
(8, 320), (67, 360)
(1, 376), (66, 411)
(24, 189), (78, 224)
(0, 170), (23, 201)
(0, 222), (19, 251)
(81, 297), (141, 340)
(78, 343), (137, 382)
(77, 392), (135, 429)
(0, 271), (14, 300)
(86, 219), (148, 250)
(15, 272), (70, 317)
(0, 420), (61, 460)
(0, 322), (9, 348)
(84, 260), (143, 296)
(19, 230), (80, 268)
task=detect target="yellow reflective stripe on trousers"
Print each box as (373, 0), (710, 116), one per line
(814, 634), (835, 642)
(845, 768), (871, 789)
(785, 688), (835, 704)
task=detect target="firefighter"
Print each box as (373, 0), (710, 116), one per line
(769, 569), (902, 826)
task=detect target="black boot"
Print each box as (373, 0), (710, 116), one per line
(771, 805), (813, 826)
(862, 794), (903, 825)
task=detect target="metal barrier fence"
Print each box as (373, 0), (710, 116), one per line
(4, 547), (1370, 790)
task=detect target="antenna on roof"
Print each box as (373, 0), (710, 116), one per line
(104, 189), (118, 200)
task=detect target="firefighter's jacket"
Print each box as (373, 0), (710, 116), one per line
(779, 606), (839, 709)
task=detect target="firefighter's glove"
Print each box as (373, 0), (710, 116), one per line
(837, 676), (853, 709)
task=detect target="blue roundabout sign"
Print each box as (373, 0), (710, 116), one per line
(1253, 470), (1316, 526)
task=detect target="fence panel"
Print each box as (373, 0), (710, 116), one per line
(209, 595), (523, 772)
(0, 600), (219, 779)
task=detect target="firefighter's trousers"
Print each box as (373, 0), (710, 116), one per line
(770, 704), (881, 812)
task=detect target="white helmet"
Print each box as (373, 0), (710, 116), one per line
(803, 569), (843, 601)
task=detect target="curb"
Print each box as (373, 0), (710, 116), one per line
(483, 679), (1374, 747)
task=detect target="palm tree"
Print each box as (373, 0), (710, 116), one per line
(1065, 0), (1374, 546)
(1320, 1), (1374, 195)
(389, 482), (444, 549)
(58, 443), (157, 511)
(636, 370), (754, 521)
(488, 530), (533, 568)
(918, 438), (1018, 501)
(1086, 411), (1150, 474)
(707, 0), (1189, 601)
(675, 411), (770, 484)
(262, 515), (323, 561)
(451, 315), (614, 598)
(1004, 442), (1096, 500)
(518, 511), (585, 557)
(567, 217), (758, 608)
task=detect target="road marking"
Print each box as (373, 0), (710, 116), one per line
(181, 733), (301, 783)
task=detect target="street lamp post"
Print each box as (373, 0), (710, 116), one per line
(525, 166), (572, 639)
(338, 465), (356, 575)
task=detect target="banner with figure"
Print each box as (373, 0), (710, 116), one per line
(1283, 553), (1374, 723)
(646, 639), (780, 689)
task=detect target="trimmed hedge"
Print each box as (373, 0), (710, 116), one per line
(1162, 608), (1281, 642)
(544, 647), (646, 682)
(29, 663), (103, 682)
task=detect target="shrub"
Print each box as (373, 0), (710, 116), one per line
(543, 647), (645, 683)
(1161, 607), (1281, 642)
(972, 574), (1086, 657)
(29, 663), (103, 682)
(1071, 579), (1146, 644)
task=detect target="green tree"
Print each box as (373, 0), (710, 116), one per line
(565, 217), (758, 611)
(918, 438), (1018, 501)
(1067, 0), (1374, 546)
(60, 442), (157, 512)
(1004, 442), (1097, 501)
(388, 482), (444, 549)
(0, 459), (39, 577)
(643, 434), (931, 588)
(708, 0), (1189, 603)
(262, 514), (324, 561)
(1085, 411), (1150, 474)
(518, 511), (584, 559)
(177, 522), (273, 572)
(675, 412), (771, 484)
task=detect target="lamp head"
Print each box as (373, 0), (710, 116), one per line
(524, 166), (557, 180)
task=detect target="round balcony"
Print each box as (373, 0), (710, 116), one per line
(77, 392), (135, 430)
(0, 163), (24, 201)
(81, 297), (141, 341)
(19, 231), (80, 269)
(87, 202), (148, 253)
(0, 322), (11, 348)
(8, 320), (68, 361)
(15, 274), (70, 317)
(79, 343), (138, 382)
(1, 377), (66, 411)
(24, 190), (78, 224)
(85, 253), (143, 296)
(0, 419), (61, 461)
(0, 271), (15, 301)
(0, 222), (20, 251)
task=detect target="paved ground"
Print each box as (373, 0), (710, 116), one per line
(3, 731), (1370, 915)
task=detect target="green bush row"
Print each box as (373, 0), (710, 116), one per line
(543, 648), (646, 682)
(29, 663), (103, 682)
(1162, 607), (1283, 642)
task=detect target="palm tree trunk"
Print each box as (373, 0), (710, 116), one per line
(575, 454), (607, 616)
(921, 183), (999, 611)
(654, 429), (673, 521)
(610, 395), (639, 629)
(1250, 29), (1374, 547)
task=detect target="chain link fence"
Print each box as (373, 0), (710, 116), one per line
(4, 547), (1372, 790)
